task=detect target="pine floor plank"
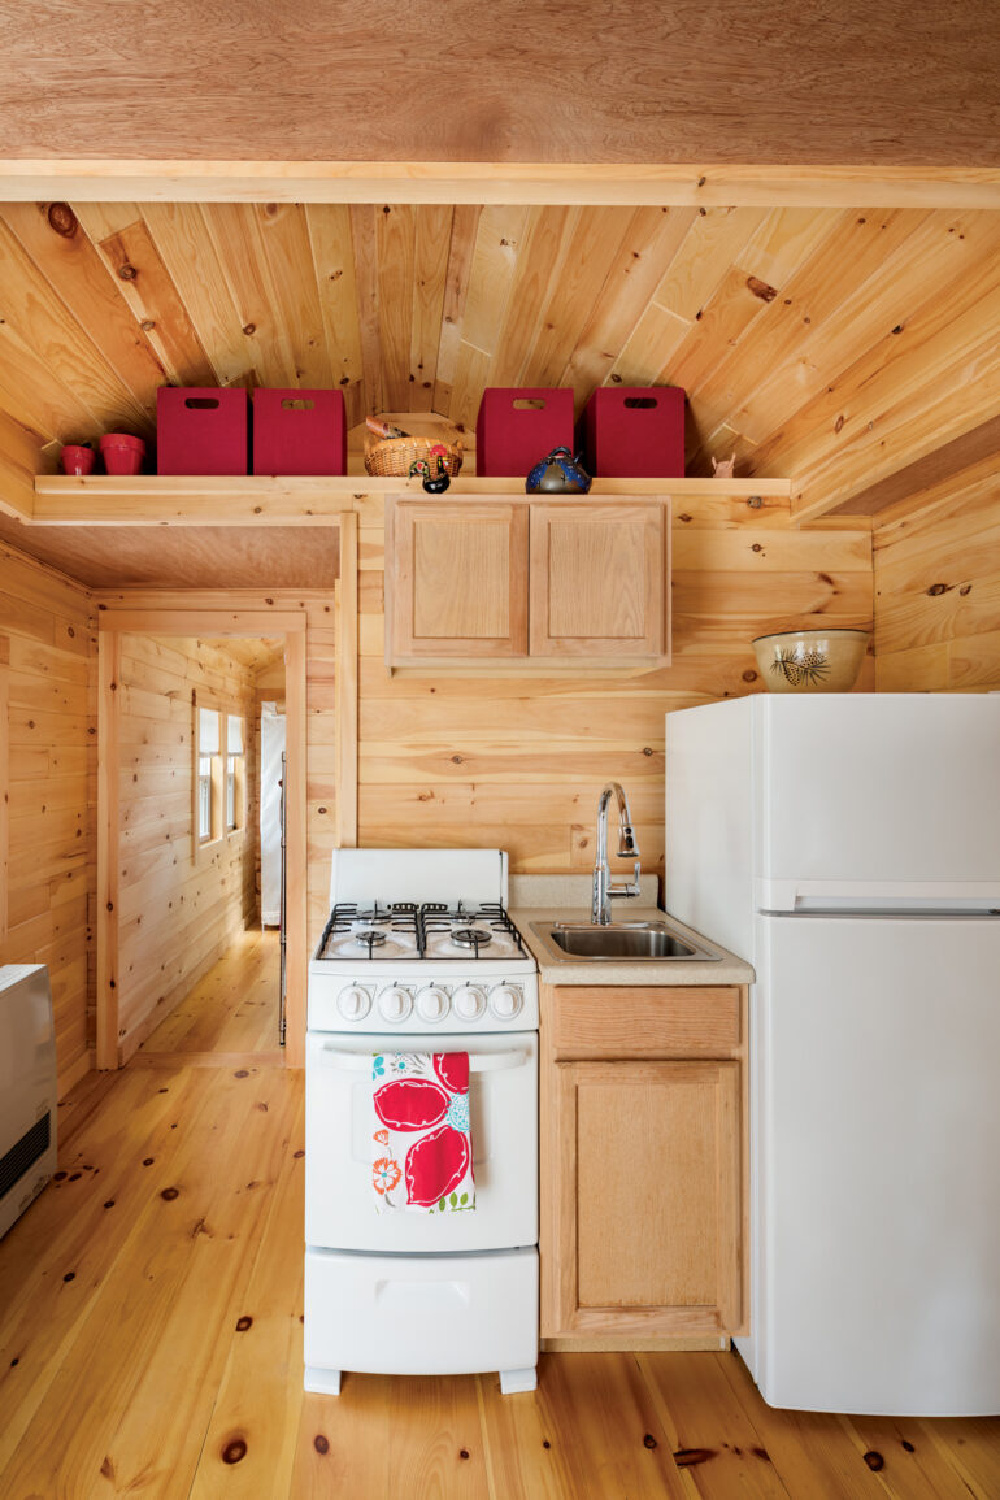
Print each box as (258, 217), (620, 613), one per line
(478, 1352), (685, 1500)
(717, 1352), (896, 1499)
(289, 1376), (491, 1497)
(919, 1416), (1000, 1499)
(0, 1069), (266, 1496)
(88, 1075), (300, 1498)
(849, 1412), (983, 1499)
(1, 929), (998, 1498)
(139, 928), (280, 1057)
(638, 1350), (791, 1497)
(188, 1093), (306, 1499)
(0, 1066), (195, 1476)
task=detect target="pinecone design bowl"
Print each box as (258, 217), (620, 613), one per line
(752, 629), (869, 693)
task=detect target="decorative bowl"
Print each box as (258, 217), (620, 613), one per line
(752, 629), (869, 693)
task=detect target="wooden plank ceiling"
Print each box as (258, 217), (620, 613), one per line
(1, 199), (1000, 520)
(2, 2), (999, 166)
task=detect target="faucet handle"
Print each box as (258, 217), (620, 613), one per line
(610, 859), (641, 900)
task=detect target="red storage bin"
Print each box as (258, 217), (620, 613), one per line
(581, 386), (685, 478)
(477, 387), (574, 478)
(252, 389), (347, 476)
(156, 387), (248, 475)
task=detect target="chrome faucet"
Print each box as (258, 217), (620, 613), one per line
(591, 782), (641, 925)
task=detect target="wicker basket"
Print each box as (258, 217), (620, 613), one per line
(364, 435), (464, 479)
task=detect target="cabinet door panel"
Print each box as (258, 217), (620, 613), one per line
(544, 1059), (742, 1337)
(389, 501), (528, 659)
(529, 502), (665, 658)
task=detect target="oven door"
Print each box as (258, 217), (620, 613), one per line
(305, 1030), (538, 1253)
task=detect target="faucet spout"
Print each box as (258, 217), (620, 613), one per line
(592, 782), (641, 925)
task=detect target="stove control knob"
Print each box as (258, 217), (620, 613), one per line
(489, 984), (523, 1021)
(452, 984), (487, 1022)
(378, 986), (412, 1024)
(336, 985), (371, 1022)
(416, 985), (450, 1023)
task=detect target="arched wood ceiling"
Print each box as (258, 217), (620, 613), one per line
(1, 198), (999, 518)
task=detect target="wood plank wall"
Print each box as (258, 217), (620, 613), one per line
(114, 634), (258, 1058)
(874, 465), (1000, 690)
(0, 542), (95, 1095)
(357, 494), (875, 879)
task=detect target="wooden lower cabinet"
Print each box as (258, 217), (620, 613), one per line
(540, 983), (747, 1342)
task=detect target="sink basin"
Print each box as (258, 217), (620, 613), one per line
(530, 920), (722, 963)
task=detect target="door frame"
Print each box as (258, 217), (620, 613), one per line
(96, 609), (308, 1068)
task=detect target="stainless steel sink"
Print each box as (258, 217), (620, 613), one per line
(529, 919), (722, 963)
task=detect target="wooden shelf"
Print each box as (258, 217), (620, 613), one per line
(30, 474), (791, 528)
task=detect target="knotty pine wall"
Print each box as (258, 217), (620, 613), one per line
(356, 494), (875, 879)
(115, 634), (257, 1057)
(0, 543), (96, 1096)
(874, 466), (1000, 691)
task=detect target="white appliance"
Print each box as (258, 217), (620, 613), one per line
(1, 965), (57, 1240)
(260, 703), (285, 927)
(304, 848), (539, 1396)
(666, 694), (1000, 1417)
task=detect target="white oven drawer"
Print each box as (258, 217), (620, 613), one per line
(304, 1247), (538, 1379)
(305, 1030), (538, 1253)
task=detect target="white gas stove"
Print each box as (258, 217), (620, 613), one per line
(304, 849), (539, 1396)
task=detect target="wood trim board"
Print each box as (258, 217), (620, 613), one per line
(2, 161), (1000, 208)
(96, 630), (120, 1069)
(335, 511), (358, 849)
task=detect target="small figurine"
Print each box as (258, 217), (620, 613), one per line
(712, 452), (737, 479)
(408, 455), (451, 494)
(367, 416), (409, 440)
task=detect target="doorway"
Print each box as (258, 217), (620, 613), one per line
(96, 609), (307, 1070)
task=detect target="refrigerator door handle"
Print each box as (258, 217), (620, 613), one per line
(756, 878), (1000, 913)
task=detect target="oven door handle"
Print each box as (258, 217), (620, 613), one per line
(317, 1045), (528, 1075)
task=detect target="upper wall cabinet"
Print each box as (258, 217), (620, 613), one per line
(388, 500), (529, 659)
(529, 501), (665, 659)
(385, 494), (671, 671)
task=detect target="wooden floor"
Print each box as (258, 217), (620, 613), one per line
(137, 926), (283, 1062)
(1, 941), (999, 1497)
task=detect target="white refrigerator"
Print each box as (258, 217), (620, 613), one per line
(665, 694), (1000, 1416)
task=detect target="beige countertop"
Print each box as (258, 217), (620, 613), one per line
(508, 875), (754, 987)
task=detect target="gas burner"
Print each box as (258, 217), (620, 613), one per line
(451, 926), (493, 952)
(352, 927), (388, 948)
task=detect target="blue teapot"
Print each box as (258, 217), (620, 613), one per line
(525, 447), (592, 495)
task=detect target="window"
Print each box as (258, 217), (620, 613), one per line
(196, 704), (220, 845)
(226, 714), (244, 833)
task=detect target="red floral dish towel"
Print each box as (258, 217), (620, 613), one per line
(371, 1052), (476, 1214)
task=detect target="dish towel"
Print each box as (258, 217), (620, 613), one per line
(371, 1052), (476, 1214)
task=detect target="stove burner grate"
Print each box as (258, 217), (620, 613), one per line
(450, 925), (493, 955)
(352, 927), (388, 953)
(318, 897), (527, 961)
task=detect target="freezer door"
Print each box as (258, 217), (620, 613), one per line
(756, 694), (1000, 909)
(749, 913), (1000, 1415)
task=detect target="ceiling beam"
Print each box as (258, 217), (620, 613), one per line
(822, 414), (1000, 521)
(2, 162), (1000, 209)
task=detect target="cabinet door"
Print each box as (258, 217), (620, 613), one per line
(388, 500), (528, 660)
(542, 1059), (743, 1338)
(529, 501), (666, 658)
